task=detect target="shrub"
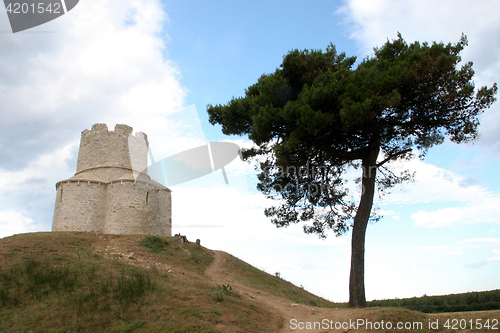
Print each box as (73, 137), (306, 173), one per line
(140, 236), (169, 253)
(212, 284), (238, 302)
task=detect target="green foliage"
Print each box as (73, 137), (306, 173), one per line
(368, 289), (500, 313)
(207, 34), (497, 307)
(207, 33), (497, 237)
(140, 236), (170, 253)
(212, 284), (238, 302)
(140, 236), (213, 273)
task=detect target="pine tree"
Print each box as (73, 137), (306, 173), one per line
(207, 34), (497, 307)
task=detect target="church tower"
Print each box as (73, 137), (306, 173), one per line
(52, 124), (172, 236)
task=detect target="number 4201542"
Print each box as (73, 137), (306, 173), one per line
(5, 2), (62, 14)
(443, 318), (498, 330)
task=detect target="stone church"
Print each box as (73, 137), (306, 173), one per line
(52, 123), (172, 236)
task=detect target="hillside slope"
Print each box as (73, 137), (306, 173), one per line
(0, 232), (283, 332)
(1, 232), (499, 333)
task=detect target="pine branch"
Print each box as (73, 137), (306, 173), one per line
(376, 148), (412, 168)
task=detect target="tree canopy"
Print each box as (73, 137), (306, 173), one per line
(207, 34), (497, 307)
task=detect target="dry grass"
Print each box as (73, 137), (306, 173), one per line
(1, 232), (499, 333)
(221, 253), (344, 308)
(0, 232), (282, 333)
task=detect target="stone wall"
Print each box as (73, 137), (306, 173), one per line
(53, 181), (107, 232)
(102, 181), (171, 236)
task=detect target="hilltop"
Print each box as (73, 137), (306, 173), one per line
(0, 232), (499, 333)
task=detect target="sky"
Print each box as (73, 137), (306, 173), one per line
(0, 0), (499, 302)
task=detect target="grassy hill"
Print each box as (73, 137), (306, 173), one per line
(217, 252), (342, 309)
(1, 232), (499, 333)
(0, 232), (336, 332)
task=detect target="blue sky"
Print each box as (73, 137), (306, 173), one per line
(0, 0), (499, 302)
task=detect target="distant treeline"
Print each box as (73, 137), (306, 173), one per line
(368, 289), (500, 313)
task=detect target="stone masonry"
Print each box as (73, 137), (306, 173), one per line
(52, 124), (172, 236)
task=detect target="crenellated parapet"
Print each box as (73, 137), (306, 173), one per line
(75, 123), (149, 182)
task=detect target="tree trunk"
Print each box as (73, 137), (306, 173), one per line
(348, 141), (379, 308)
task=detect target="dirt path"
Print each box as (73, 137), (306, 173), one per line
(88, 235), (500, 333)
(205, 250), (357, 333)
(91, 236), (340, 332)
(92, 237), (332, 332)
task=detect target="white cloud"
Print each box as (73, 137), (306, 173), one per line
(456, 238), (500, 244)
(0, 210), (37, 238)
(1, 0), (186, 168)
(466, 261), (488, 268)
(449, 250), (463, 256)
(373, 158), (500, 228)
(488, 249), (500, 261)
(411, 196), (500, 228)
(0, 0), (188, 235)
(384, 152), (491, 204)
(376, 209), (401, 220)
(0, 142), (77, 230)
(404, 245), (448, 251)
(340, 0), (500, 154)
(340, 0), (500, 65)
(171, 184), (349, 248)
(412, 208), (459, 228)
